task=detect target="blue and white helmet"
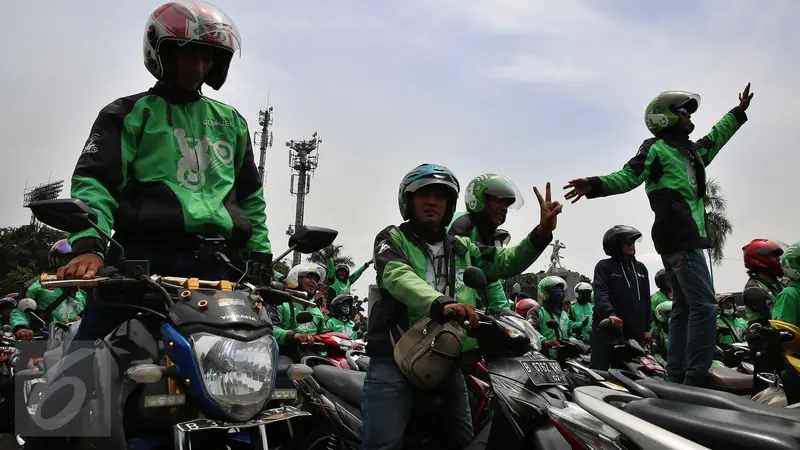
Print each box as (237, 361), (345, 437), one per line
(398, 163), (460, 224)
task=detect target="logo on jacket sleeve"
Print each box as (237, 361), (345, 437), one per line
(82, 134), (100, 154)
(174, 128), (234, 190)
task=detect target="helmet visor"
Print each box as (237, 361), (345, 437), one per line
(483, 175), (525, 211)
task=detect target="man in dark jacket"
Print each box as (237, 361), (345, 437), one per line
(565, 84), (753, 386)
(590, 225), (651, 370)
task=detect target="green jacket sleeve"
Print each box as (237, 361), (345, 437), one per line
(326, 256), (336, 285)
(773, 287), (800, 326)
(695, 107), (747, 166)
(69, 100), (141, 254)
(587, 140), (658, 198)
(271, 303), (293, 345)
(374, 227), (443, 322)
(349, 262), (370, 284)
(485, 280), (510, 310)
(469, 226), (551, 282)
(233, 112), (271, 253)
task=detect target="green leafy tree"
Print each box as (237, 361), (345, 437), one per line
(306, 244), (354, 270)
(704, 178), (733, 266)
(0, 223), (67, 294)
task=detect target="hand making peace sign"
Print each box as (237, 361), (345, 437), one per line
(534, 182), (563, 234)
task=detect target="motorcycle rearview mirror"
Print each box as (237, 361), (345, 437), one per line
(546, 319), (560, 330)
(511, 282), (521, 299)
(290, 226), (338, 254)
(463, 266), (489, 290)
(28, 198), (127, 261)
(296, 311), (314, 324)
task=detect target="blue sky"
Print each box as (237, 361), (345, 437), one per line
(2, 0), (799, 298)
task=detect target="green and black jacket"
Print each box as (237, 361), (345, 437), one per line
(586, 107), (747, 255)
(367, 221), (551, 357)
(68, 83), (271, 256)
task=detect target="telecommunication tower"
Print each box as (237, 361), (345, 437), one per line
(286, 133), (322, 265)
(23, 180), (64, 225)
(254, 106), (274, 184)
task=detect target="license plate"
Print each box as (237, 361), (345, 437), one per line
(520, 359), (568, 386)
(175, 405), (310, 433)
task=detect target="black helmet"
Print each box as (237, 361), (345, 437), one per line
(655, 269), (668, 289)
(602, 225), (642, 257)
(329, 294), (354, 319)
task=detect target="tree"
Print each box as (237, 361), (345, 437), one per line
(306, 244), (355, 271)
(0, 223), (67, 294)
(704, 178), (733, 266)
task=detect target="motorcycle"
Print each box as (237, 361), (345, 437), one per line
(293, 266), (578, 450)
(595, 318), (666, 378)
(298, 331), (365, 370)
(17, 197), (337, 450)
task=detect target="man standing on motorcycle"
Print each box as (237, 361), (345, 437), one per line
(650, 269), (672, 330)
(449, 173), (525, 310)
(565, 84), (753, 386)
(11, 240), (87, 341)
(590, 225), (651, 370)
(272, 264), (327, 350)
(773, 243), (800, 326)
(742, 239), (785, 325)
(30, 3), (271, 446)
(363, 163), (561, 450)
(327, 255), (372, 296)
(716, 293), (747, 346)
(325, 294), (358, 338)
(571, 282), (594, 340)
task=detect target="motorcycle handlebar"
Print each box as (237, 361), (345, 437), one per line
(599, 318), (612, 328)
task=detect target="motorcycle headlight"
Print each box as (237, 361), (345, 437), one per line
(331, 335), (353, 350)
(498, 314), (542, 351)
(190, 332), (277, 421)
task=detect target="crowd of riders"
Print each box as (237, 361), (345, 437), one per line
(5, 1), (800, 449)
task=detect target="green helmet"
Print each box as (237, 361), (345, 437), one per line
(655, 300), (673, 324)
(464, 174), (524, 214)
(537, 276), (566, 301)
(781, 242), (800, 282)
(644, 91), (701, 135)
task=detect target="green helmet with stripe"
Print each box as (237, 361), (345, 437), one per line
(655, 301), (673, 324)
(781, 242), (800, 282)
(464, 174), (524, 214)
(644, 91), (701, 135)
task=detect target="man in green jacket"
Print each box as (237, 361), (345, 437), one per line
(571, 282), (594, 340)
(651, 269), (672, 330)
(773, 243), (800, 327)
(13, 240), (87, 341)
(271, 264), (327, 352)
(564, 84), (754, 387)
(448, 173), (524, 310)
(326, 257), (371, 296)
(716, 293), (747, 346)
(362, 163), (561, 450)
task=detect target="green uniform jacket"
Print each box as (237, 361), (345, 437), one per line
(368, 222), (550, 356)
(570, 302), (593, 339)
(68, 83), (271, 257)
(650, 291), (671, 330)
(773, 282), (800, 327)
(538, 308), (571, 359)
(272, 303), (326, 345)
(327, 257), (369, 296)
(448, 211), (510, 310)
(744, 276), (781, 325)
(717, 315), (748, 346)
(10, 280), (86, 330)
(586, 108), (747, 255)
(325, 317), (357, 339)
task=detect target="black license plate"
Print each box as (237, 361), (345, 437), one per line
(520, 359), (568, 386)
(175, 406), (310, 433)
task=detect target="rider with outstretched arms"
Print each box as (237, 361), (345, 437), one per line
(28, 4), (271, 447)
(565, 84), (753, 386)
(590, 225), (651, 371)
(11, 240), (86, 340)
(327, 254), (372, 296)
(773, 243), (800, 326)
(742, 239), (785, 325)
(362, 163), (561, 450)
(448, 173), (524, 310)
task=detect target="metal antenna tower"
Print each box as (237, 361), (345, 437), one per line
(254, 106), (274, 184)
(286, 133), (322, 266)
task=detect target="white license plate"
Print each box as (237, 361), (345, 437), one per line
(175, 405), (310, 433)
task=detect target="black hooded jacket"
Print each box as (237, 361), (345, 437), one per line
(592, 256), (651, 340)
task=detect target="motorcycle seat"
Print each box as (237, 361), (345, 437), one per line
(638, 378), (800, 423)
(709, 366), (754, 394)
(624, 397), (800, 450)
(313, 365), (366, 408)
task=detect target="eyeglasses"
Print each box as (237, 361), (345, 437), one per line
(676, 107), (687, 115)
